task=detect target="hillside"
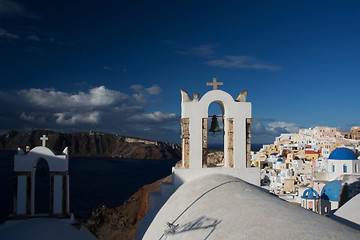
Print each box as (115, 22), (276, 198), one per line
(0, 130), (181, 160)
(84, 175), (172, 240)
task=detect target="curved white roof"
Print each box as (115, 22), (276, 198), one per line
(141, 174), (360, 239)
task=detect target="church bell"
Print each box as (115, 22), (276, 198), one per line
(209, 115), (221, 136)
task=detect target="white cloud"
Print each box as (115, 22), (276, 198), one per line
(174, 43), (281, 71)
(176, 44), (216, 57)
(0, 85), (180, 142)
(27, 34), (40, 41)
(19, 112), (35, 122)
(0, 0), (38, 19)
(47, 37), (55, 42)
(267, 121), (301, 133)
(146, 85), (162, 95)
(251, 119), (302, 143)
(128, 111), (177, 123)
(130, 84), (143, 93)
(205, 56), (282, 70)
(130, 84), (162, 95)
(87, 86), (126, 106)
(26, 34), (61, 44)
(0, 28), (19, 39)
(131, 93), (146, 105)
(19, 112), (47, 124)
(18, 86), (129, 109)
(0, 0), (23, 16)
(54, 111), (100, 125)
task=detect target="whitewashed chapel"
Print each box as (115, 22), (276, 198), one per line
(0, 135), (96, 240)
(13, 135), (70, 217)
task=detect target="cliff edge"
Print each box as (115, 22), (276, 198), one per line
(84, 175), (172, 240)
(0, 130), (181, 160)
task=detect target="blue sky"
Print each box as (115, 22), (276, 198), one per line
(0, 0), (359, 144)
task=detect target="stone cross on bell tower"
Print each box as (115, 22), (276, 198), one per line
(206, 78), (223, 90)
(40, 135), (48, 147)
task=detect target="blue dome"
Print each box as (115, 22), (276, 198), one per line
(329, 148), (357, 160)
(277, 158), (283, 162)
(321, 180), (342, 201)
(302, 187), (319, 199)
(270, 153), (276, 156)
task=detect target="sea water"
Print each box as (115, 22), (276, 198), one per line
(0, 151), (178, 222)
(0, 144), (264, 222)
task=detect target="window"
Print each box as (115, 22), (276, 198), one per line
(355, 164), (359, 173)
(343, 164), (347, 173)
(332, 164), (335, 172)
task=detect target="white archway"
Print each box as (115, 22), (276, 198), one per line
(33, 158), (50, 213)
(206, 102), (225, 167)
(180, 89), (251, 169)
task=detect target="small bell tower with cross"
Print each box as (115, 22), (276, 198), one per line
(12, 134), (71, 218)
(176, 78), (258, 186)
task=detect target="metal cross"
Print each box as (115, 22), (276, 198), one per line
(206, 78), (223, 90)
(40, 135), (48, 147)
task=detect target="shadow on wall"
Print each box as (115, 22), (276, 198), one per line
(339, 178), (360, 208)
(330, 214), (360, 231)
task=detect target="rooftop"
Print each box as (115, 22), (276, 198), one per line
(329, 148), (357, 160)
(140, 174), (360, 239)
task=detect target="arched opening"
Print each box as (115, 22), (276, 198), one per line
(205, 102), (224, 167)
(34, 158), (50, 214)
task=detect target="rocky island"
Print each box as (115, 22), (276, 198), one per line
(0, 130), (181, 160)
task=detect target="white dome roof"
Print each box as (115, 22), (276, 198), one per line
(139, 174), (360, 239)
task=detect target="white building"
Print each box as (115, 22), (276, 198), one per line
(0, 135), (96, 240)
(315, 157), (328, 172)
(320, 180), (342, 215)
(274, 133), (294, 145)
(301, 187), (320, 213)
(327, 147), (359, 181)
(13, 143), (70, 217)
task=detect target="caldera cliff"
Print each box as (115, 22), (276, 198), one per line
(0, 130), (181, 160)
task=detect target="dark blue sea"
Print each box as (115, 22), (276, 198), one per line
(0, 144), (264, 222)
(0, 150), (178, 222)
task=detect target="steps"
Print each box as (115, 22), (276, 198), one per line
(149, 178), (177, 212)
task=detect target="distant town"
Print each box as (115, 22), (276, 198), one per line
(252, 126), (360, 216)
